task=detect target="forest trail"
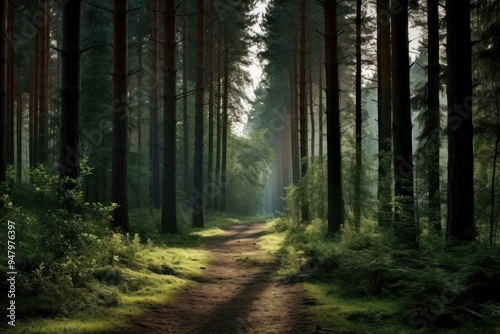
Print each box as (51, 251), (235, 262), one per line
(116, 222), (314, 334)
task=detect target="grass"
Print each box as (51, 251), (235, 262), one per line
(303, 282), (400, 333)
(261, 217), (500, 334)
(258, 219), (287, 254)
(304, 281), (500, 334)
(9, 212), (270, 334)
(11, 248), (205, 333)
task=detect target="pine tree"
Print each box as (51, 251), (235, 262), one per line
(445, 0), (475, 244)
(60, 0), (82, 210)
(376, 0), (392, 228)
(150, 0), (160, 208)
(391, 0), (416, 247)
(0, 0), (7, 184)
(161, 0), (178, 234)
(111, 0), (130, 231)
(192, 0), (205, 227)
(324, 0), (345, 233)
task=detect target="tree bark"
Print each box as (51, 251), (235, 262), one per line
(354, 0), (362, 230)
(318, 44), (324, 158)
(445, 0), (475, 244)
(426, 0), (441, 233)
(299, 0), (309, 222)
(392, 0), (416, 247)
(491, 93), (499, 245)
(324, 0), (345, 234)
(16, 92), (21, 183)
(32, 34), (40, 167)
(0, 0), (7, 183)
(111, 0), (130, 231)
(291, 52), (300, 184)
(220, 29), (229, 212)
(29, 40), (34, 168)
(214, 38), (222, 211)
(309, 61), (315, 163)
(377, 0), (392, 228)
(182, 0), (191, 202)
(207, 0), (215, 210)
(162, 0), (178, 234)
(38, 0), (49, 164)
(137, 43), (144, 153)
(192, 0), (205, 227)
(150, 0), (160, 208)
(59, 0), (81, 210)
(6, 0), (13, 167)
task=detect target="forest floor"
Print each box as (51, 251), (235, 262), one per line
(115, 222), (316, 334)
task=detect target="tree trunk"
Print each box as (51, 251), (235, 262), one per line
(137, 43), (144, 153)
(59, 0), (81, 210)
(207, 0), (215, 210)
(162, 0), (178, 234)
(318, 44), (324, 158)
(324, 0), (345, 234)
(16, 92), (22, 183)
(377, 0), (392, 228)
(220, 29), (229, 212)
(445, 0), (475, 244)
(426, 0), (441, 233)
(354, 0), (362, 230)
(29, 41), (34, 168)
(150, 0), (160, 208)
(392, 0), (416, 247)
(309, 62), (315, 163)
(111, 0), (130, 231)
(6, 1), (13, 167)
(214, 38), (222, 211)
(491, 93), (499, 245)
(32, 34), (40, 167)
(291, 52), (300, 184)
(38, 0), (49, 164)
(182, 0), (191, 202)
(192, 0), (205, 227)
(0, 0), (7, 183)
(299, 0), (309, 222)
(282, 106), (291, 211)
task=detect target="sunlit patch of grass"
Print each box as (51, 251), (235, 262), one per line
(135, 246), (209, 278)
(190, 214), (273, 241)
(234, 252), (272, 265)
(11, 319), (123, 333)
(258, 219), (286, 254)
(303, 282), (399, 332)
(190, 226), (224, 238)
(12, 242), (209, 334)
(11, 214), (270, 334)
(304, 282), (500, 334)
(203, 213), (273, 229)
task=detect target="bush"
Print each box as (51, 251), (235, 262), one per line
(0, 162), (135, 317)
(276, 218), (500, 330)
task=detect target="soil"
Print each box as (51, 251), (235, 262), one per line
(116, 222), (316, 334)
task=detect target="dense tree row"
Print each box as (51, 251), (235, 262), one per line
(0, 0), (271, 233)
(257, 0), (500, 247)
(0, 0), (499, 245)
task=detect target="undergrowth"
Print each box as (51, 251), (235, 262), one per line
(0, 164), (262, 333)
(270, 217), (500, 333)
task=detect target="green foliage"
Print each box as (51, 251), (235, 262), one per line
(226, 131), (274, 215)
(271, 216), (500, 331)
(0, 163), (217, 333)
(283, 160), (327, 225)
(0, 162), (117, 317)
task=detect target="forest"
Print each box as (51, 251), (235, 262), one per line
(1, 0), (500, 333)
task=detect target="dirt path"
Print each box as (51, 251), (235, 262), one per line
(117, 222), (314, 334)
